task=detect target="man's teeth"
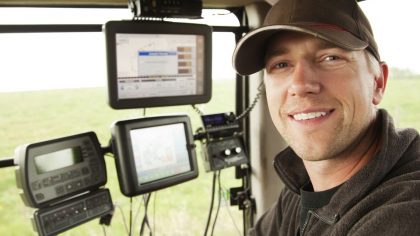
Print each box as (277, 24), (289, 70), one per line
(293, 112), (327, 121)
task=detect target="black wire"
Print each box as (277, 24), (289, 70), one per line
(192, 104), (205, 116)
(235, 81), (265, 122)
(140, 193), (153, 236)
(204, 171), (217, 236)
(210, 171), (222, 236)
(102, 225), (107, 236)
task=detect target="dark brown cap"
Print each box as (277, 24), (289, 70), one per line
(233, 0), (380, 75)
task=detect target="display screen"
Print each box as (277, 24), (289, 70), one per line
(115, 33), (205, 99)
(34, 147), (83, 174)
(105, 20), (212, 109)
(129, 123), (191, 185)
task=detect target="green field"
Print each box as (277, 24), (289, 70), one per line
(378, 78), (420, 130)
(0, 78), (418, 235)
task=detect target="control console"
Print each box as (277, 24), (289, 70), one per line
(195, 112), (248, 172)
(14, 132), (106, 208)
(33, 189), (113, 236)
(14, 132), (112, 235)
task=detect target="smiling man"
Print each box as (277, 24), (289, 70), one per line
(233, 0), (420, 235)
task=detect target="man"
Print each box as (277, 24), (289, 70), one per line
(232, 0), (420, 235)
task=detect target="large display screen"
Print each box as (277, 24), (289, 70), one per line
(111, 115), (198, 196)
(105, 20), (212, 109)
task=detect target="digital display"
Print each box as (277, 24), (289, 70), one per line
(129, 123), (191, 185)
(203, 114), (226, 127)
(115, 33), (205, 99)
(105, 20), (212, 109)
(111, 115), (198, 196)
(34, 147), (83, 174)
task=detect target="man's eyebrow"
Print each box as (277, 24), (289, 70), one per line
(264, 39), (344, 62)
(264, 47), (289, 62)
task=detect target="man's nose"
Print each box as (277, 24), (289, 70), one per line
(287, 61), (321, 97)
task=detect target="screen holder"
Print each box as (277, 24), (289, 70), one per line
(104, 20), (212, 109)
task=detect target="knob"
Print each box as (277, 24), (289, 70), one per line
(233, 147), (242, 154)
(223, 149), (231, 156)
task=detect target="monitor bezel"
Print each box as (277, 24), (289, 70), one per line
(104, 20), (212, 109)
(111, 115), (198, 197)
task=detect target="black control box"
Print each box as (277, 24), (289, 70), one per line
(196, 112), (248, 172)
(131, 0), (202, 18)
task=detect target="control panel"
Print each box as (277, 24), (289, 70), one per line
(196, 112), (248, 172)
(14, 132), (107, 208)
(33, 189), (113, 236)
(201, 136), (247, 172)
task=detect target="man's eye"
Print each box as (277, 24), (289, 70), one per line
(324, 55), (341, 61)
(265, 61), (290, 73)
(273, 62), (288, 69)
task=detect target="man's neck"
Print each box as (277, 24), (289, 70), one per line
(303, 118), (381, 192)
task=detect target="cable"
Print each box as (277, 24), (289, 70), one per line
(235, 81), (265, 122)
(210, 171), (222, 236)
(116, 204), (130, 235)
(102, 225), (107, 236)
(133, 196), (145, 232)
(140, 193), (153, 236)
(192, 104), (205, 116)
(223, 190), (242, 236)
(204, 171), (217, 236)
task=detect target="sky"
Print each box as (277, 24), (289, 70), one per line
(0, 1), (419, 92)
(360, 0), (420, 73)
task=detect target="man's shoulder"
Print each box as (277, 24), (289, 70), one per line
(348, 188), (420, 235)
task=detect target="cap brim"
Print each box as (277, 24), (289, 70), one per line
(232, 25), (369, 76)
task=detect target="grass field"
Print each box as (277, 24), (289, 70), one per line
(0, 78), (418, 236)
(378, 78), (420, 130)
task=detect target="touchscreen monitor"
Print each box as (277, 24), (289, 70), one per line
(105, 21), (212, 109)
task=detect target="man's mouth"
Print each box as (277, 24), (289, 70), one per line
(291, 111), (331, 121)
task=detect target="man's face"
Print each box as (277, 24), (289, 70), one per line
(264, 32), (385, 161)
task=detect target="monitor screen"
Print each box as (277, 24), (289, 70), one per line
(105, 20), (212, 109)
(130, 123), (191, 185)
(111, 115), (198, 196)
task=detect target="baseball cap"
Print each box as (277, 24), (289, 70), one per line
(232, 0), (380, 75)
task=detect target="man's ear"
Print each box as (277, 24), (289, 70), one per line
(372, 62), (388, 105)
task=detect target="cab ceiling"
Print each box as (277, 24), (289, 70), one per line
(0, 0), (271, 8)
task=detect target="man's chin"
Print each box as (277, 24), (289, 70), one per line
(291, 145), (333, 162)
